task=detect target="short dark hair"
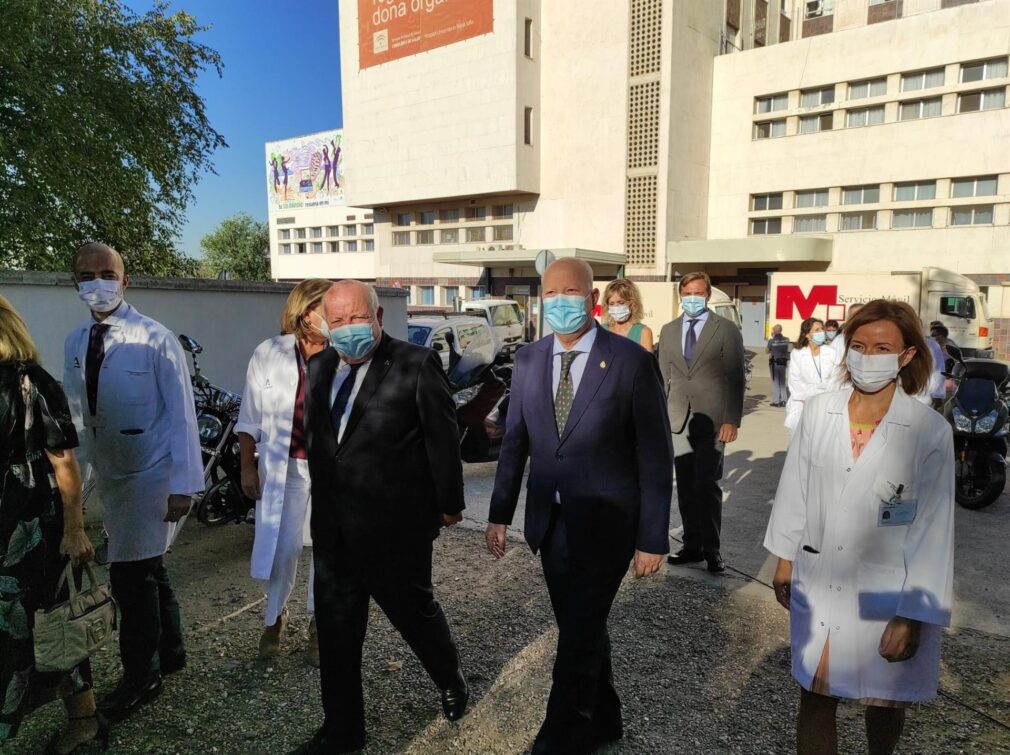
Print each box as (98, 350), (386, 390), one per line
(825, 319), (839, 329)
(931, 324), (949, 338)
(678, 272), (712, 296)
(841, 299), (932, 396)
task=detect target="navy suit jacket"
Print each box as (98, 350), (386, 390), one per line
(489, 326), (673, 556)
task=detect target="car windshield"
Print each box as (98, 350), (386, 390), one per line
(407, 325), (430, 346)
(491, 305), (521, 326)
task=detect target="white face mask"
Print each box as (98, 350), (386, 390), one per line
(608, 304), (631, 323)
(77, 279), (123, 313)
(846, 348), (910, 393)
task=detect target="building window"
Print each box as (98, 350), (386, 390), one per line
(799, 113), (832, 133)
(416, 230), (434, 245)
(846, 105), (885, 127)
(327, 226), (339, 237)
(754, 93), (789, 113)
(395, 213), (412, 226)
(440, 229), (459, 244)
(364, 239), (375, 251)
(493, 204), (514, 219)
(493, 225), (514, 241)
(869, 0), (895, 5)
(419, 211), (436, 225)
(951, 175), (998, 198)
(960, 57), (1009, 84)
(751, 193), (784, 211)
(750, 217), (782, 235)
(900, 97), (942, 120)
(524, 107), (533, 145)
(958, 88), (1006, 112)
(840, 211), (877, 231)
(443, 286), (459, 307)
(793, 214), (827, 233)
(465, 206), (487, 221)
(279, 229), (290, 240)
(795, 189), (829, 208)
(805, 0), (834, 19)
(328, 242), (339, 253)
(295, 243), (306, 254)
(345, 241), (358, 252)
(310, 227), (322, 238)
(466, 227), (485, 243)
(901, 67), (945, 92)
(848, 77), (887, 99)
(311, 242), (322, 253)
(950, 205), (994, 226)
(414, 286), (434, 306)
(361, 223), (374, 235)
(280, 243), (291, 254)
(343, 225), (356, 237)
(892, 208), (933, 228)
(894, 181), (936, 200)
(754, 119), (786, 139)
(440, 208), (460, 223)
(393, 231), (411, 246)
(842, 185), (880, 204)
(295, 228), (306, 239)
(800, 86), (835, 107)
(524, 18), (533, 57)
(470, 286), (486, 300)
(277, 216), (296, 225)
(346, 215), (356, 221)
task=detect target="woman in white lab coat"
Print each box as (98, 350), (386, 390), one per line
(235, 279), (331, 664)
(765, 299), (954, 755)
(785, 317), (840, 433)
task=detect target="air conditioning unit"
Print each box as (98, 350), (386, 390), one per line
(502, 244), (515, 250)
(487, 245), (498, 251)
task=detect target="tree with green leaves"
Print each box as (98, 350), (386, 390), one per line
(0, 0), (225, 275)
(201, 213), (271, 282)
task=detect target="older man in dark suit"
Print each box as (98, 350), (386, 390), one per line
(294, 280), (468, 755)
(486, 258), (673, 755)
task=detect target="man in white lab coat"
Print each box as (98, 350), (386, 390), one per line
(63, 243), (203, 723)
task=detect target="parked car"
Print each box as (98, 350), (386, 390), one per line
(407, 315), (496, 381)
(461, 298), (525, 357)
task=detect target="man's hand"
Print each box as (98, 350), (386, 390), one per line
(879, 617), (922, 662)
(164, 494), (192, 523)
(485, 523), (507, 559)
(441, 512), (463, 528)
(240, 466), (261, 501)
(719, 423), (739, 444)
(60, 529), (95, 566)
(773, 558), (792, 611)
(633, 550), (664, 578)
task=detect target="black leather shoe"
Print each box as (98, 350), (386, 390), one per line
(160, 652), (187, 675)
(288, 728), (365, 755)
(706, 552), (726, 573)
(441, 669), (469, 721)
(98, 675), (162, 723)
(667, 549), (704, 566)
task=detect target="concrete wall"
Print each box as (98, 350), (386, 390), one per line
(0, 273), (408, 395)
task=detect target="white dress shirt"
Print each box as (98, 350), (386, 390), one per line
(329, 359), (372, 443)
(552, 324), (598, 397)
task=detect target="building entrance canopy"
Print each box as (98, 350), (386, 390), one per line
(433, 247), (626, 276)
(667, 237), (833, 269)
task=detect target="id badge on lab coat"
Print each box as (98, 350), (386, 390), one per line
(878, 499), (917, 526)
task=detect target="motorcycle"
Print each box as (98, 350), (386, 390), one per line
(943, 344), (1010, 510)
(178, 335), (255, 525)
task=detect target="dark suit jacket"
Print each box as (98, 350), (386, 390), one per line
(488, 326), (673, 556)
(305, 333), (464, 551)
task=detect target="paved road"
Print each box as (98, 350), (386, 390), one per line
(459, 376), (1010, 638)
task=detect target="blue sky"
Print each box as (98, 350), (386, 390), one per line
(132, 1), (343, 258)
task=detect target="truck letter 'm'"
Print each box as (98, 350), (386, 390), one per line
(776, 285), (838, 320)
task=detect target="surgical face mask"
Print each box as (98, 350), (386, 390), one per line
(608, 304), (631, 323)
(327, 323), (376, 360)
(846, 348), (910, 394)
(811, 331), (827, 346)
(544, 293), (590, 335)
(825, 330), (838, 342)
(681, 295), (707, 318)
(77, 279), (123, 313)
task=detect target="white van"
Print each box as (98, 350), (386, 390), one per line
(461, 298), (525, 357)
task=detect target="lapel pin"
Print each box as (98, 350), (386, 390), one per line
(600, 360), (607, 369)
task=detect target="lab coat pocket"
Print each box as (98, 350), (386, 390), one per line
(111, 428), (159, 475)
(120, 369), (151, 405)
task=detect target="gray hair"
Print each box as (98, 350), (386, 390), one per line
(325, 279), (379, 318)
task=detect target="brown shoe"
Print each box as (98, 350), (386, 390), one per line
(258, 608), (287, 659)
(305, 616), (320, 668)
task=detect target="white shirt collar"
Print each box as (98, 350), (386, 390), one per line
(552, 322), (598, 357)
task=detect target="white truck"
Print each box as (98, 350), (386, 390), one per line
(766, 267), (994, 357)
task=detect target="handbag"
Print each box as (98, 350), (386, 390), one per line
(34, 562), (118, 673)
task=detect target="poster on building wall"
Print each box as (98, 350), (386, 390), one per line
(358, 0), (493, 70)
(266, 131), (344, 210)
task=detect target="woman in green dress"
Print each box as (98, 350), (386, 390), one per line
(601, 278), (654, 352)
(0, 296), (102, 753)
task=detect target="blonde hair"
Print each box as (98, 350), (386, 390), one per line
(280, 279), (332, 339)
(601, 279), (644, 327)
(0, 295), (40, 363)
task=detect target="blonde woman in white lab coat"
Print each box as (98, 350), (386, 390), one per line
(784, 317), (840, 433)
(236, 279), (331, 665)
(765, 299), (954, 755)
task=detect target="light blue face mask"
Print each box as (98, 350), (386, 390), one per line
(544, 293), (590, 335)
(811, 331), (827, 346)
(326, 323), (376, 359)
(681, 295), (707, 317)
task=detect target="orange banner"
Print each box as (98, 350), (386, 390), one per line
(358, 0), (493, 70)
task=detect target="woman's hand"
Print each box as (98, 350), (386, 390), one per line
(60, 529), (95, 566)
(879, 617), (922, 662)
(240, 466), (261, 501)
(773, 558), (793, 610)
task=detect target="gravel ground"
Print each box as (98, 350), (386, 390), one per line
(5, 522), (1010, 754)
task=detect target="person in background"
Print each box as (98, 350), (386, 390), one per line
(785, 317), (840, 434)
(600, 278), (654, 352)
(766, 299), (954, 755)
(929, 323), (954, 399)
(0, 297), (102, 754)
(236, 279), (331, 666)
(63, 243), (203, 723)
(766, 324), (790, 407)
(823, 319), (840, 346)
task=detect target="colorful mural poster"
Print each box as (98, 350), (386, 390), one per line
(358, 0), (493, 70)
(266, 130), (344, 210)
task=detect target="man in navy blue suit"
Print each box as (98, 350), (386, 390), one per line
(486, 258), (673, 754)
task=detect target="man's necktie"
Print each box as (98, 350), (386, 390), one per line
(85, 323), (109, 416)
(330, 363), (361, 440)
(554, 351), (579, 434)
(684, 319), (699, 366)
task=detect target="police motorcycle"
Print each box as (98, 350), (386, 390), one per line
(178, 334), (254, 525)
(943, 344), (1010, 510)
